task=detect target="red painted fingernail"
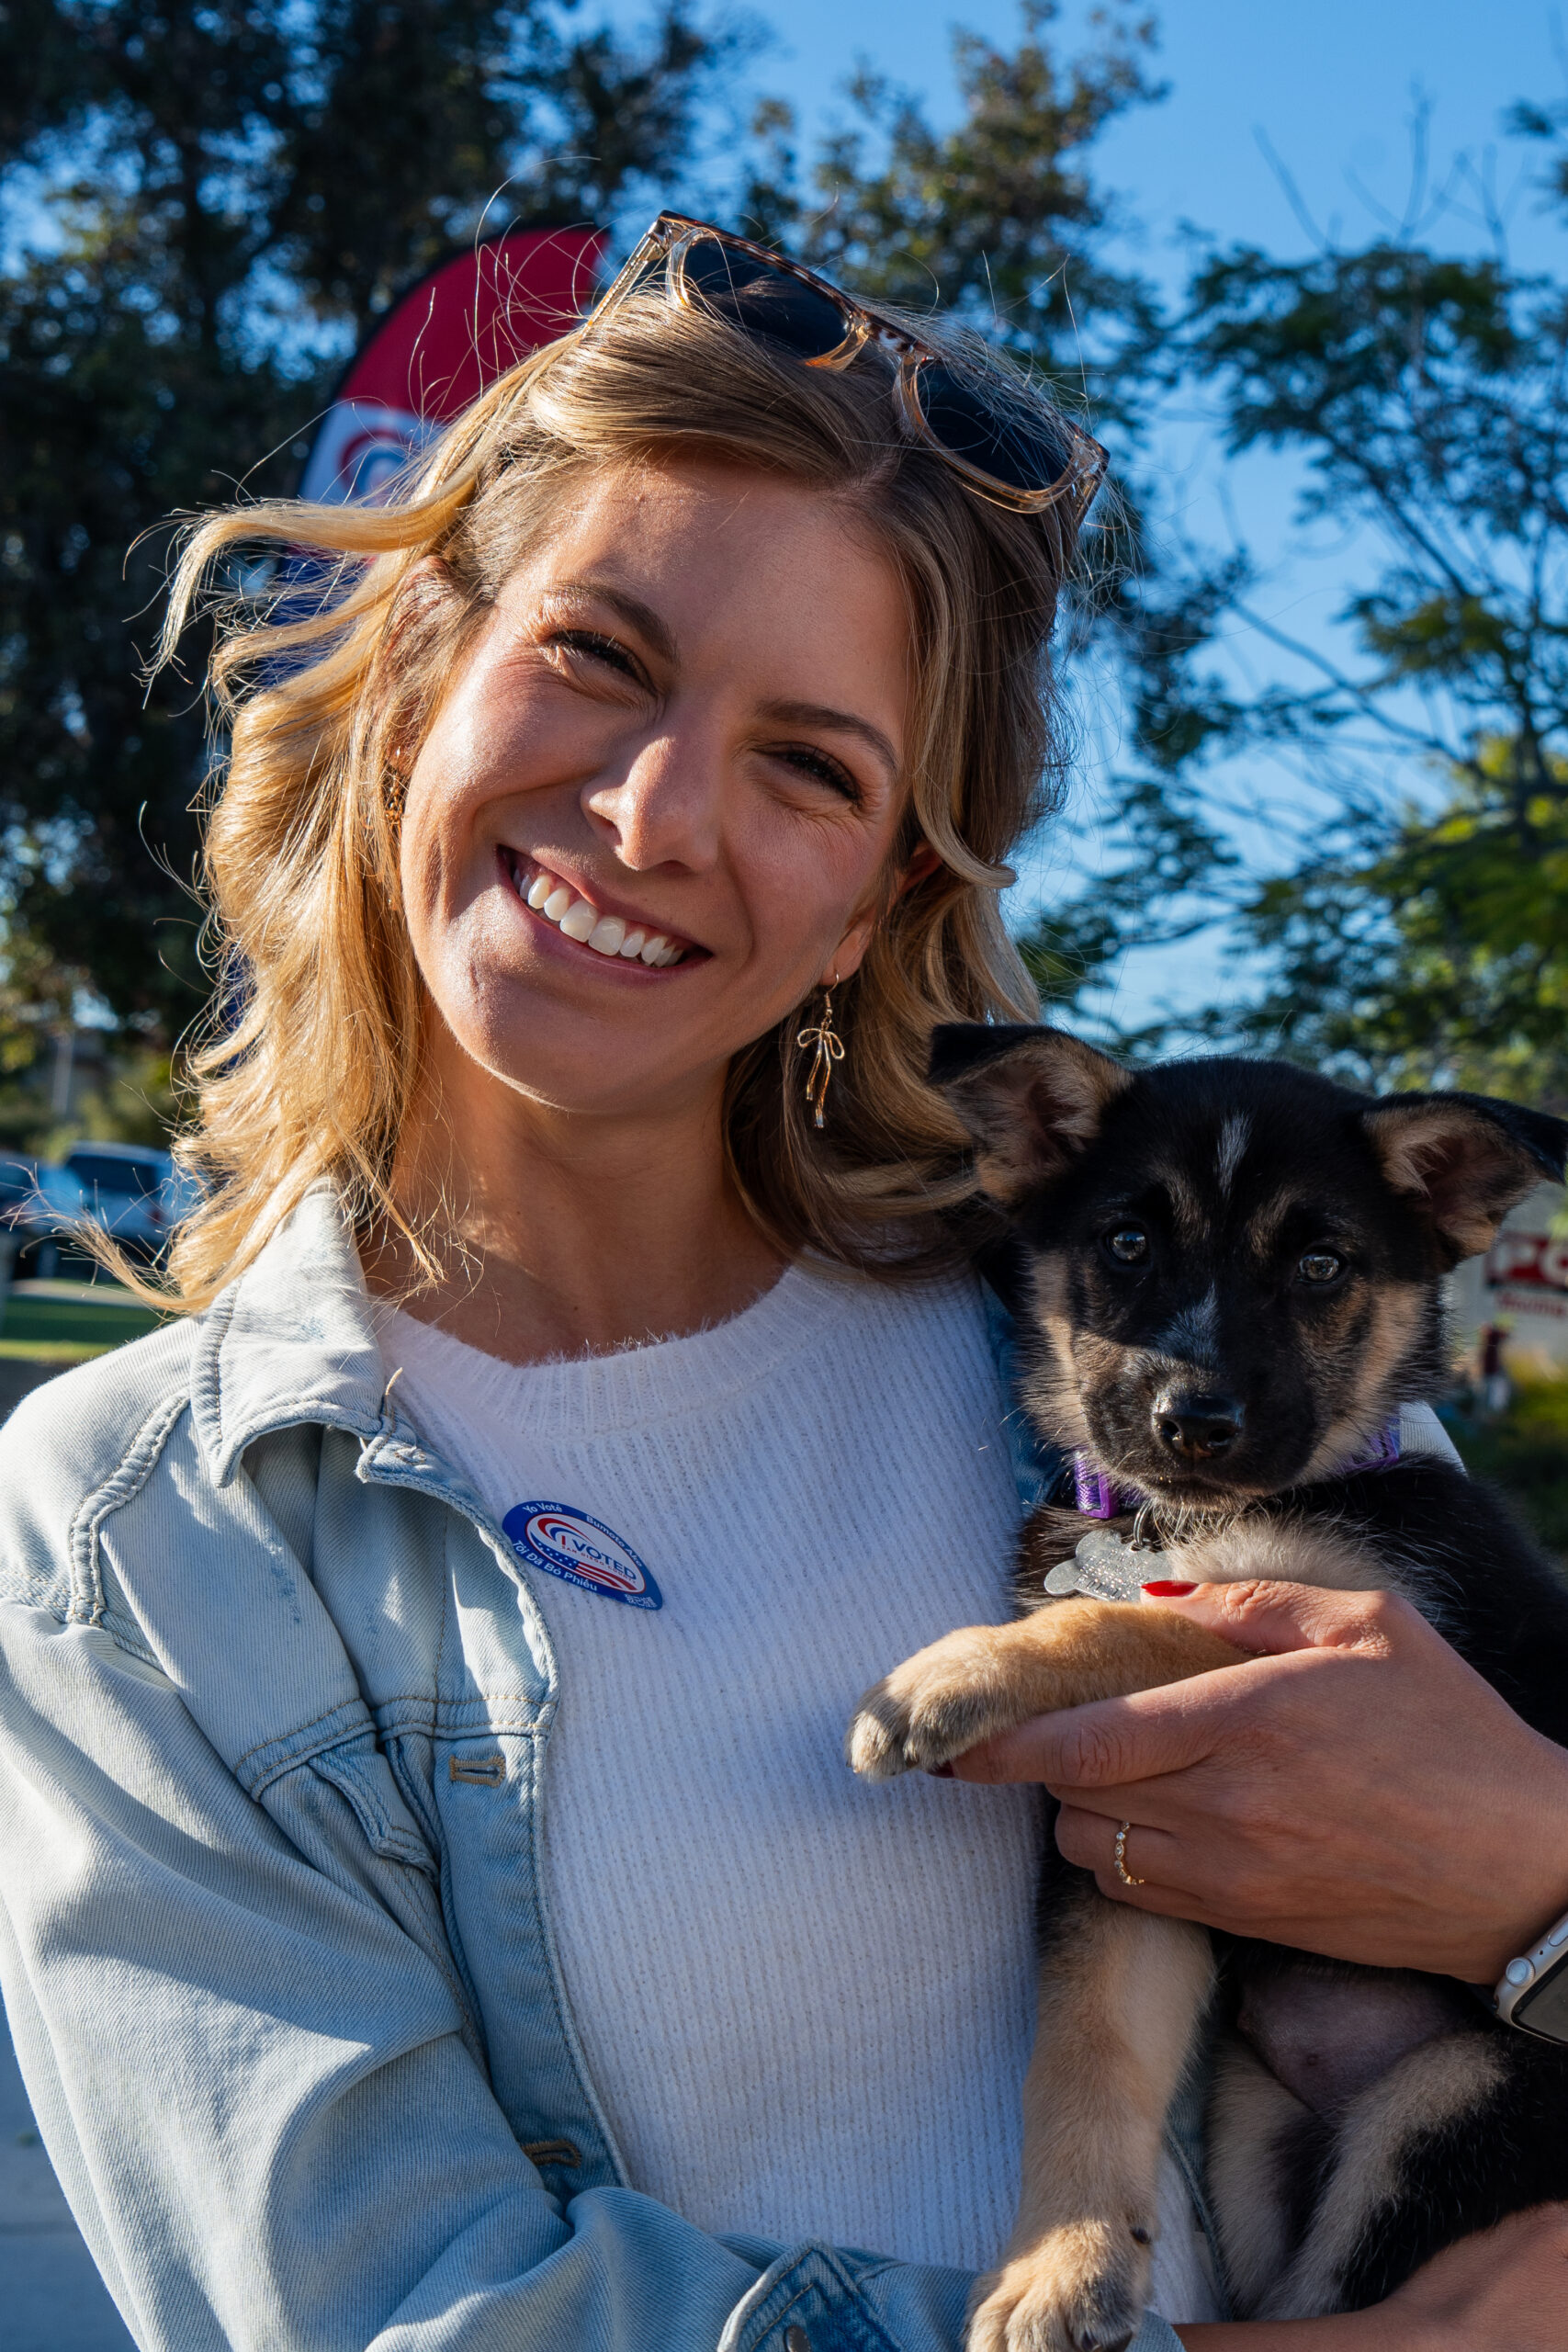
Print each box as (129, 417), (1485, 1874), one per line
(926, 1762), (955, 1779)
(1142, 1579), (1196, 1597)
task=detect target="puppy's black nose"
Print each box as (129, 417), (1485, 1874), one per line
(1154, 1392), (1245, 1463)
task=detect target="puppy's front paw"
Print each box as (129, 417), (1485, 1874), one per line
(967, 2222), (1151, 2352)
(845, 1624), (1031, 1781)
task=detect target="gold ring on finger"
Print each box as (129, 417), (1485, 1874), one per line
(1113, 1819), (1145, 1888)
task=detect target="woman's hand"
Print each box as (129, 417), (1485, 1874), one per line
(1376, 2203), (1568, 2346)
(1175, 2204), (1568, 2349)
(950, 1578), (1568, 1981)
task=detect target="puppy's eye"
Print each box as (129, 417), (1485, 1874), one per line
(1298, 1251), (1344, 1284)
(1104, 1227), (1150, 1265)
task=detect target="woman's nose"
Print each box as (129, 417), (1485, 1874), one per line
(584, 723), (724, 874)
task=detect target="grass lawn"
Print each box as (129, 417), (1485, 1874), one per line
(0, 1280), (165, 1357)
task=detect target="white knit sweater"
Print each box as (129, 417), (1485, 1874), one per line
(378, 1261), (1215, 2315)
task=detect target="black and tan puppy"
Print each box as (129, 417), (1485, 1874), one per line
(847, 1027), (1568, 2352)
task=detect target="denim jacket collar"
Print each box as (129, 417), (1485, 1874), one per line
(191, 1185), (394, 1486)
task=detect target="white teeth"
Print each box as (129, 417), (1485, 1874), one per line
(515, 860), (687, 967)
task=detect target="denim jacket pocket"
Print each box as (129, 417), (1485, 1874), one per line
(255, 1729), (490, 2064)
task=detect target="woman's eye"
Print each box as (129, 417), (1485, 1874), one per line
(1104, 1227), (1149, 1265)
(771, 742), (861, 804)
(1298, 1251), (1344, 1284)
(546, 628), (645, 684)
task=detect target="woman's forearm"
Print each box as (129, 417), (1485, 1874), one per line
(1177, 2320), (1425, 2352)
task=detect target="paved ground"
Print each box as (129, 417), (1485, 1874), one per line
(2, 2008), (136, 2351)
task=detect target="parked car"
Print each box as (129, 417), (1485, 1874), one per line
(0, 1154), (39, 1233)
(17, 1143), (196, 1276)
(62, 1144), (180, 1259)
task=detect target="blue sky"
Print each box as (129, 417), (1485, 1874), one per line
(658, 0), (1562, 1029)
(741, 0), (1560, 278)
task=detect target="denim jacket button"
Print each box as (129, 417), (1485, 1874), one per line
(784, 2328), (810, 2352)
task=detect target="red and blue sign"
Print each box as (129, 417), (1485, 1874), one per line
(300, 226), (604, 505)
(503, 1500), (662, 1610)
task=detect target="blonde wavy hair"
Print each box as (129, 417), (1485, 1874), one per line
(152, 287), (1089, 1307)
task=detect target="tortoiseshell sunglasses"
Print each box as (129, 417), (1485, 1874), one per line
(589, 212), (1109, 523)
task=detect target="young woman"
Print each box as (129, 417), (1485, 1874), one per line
(0, 219), (1562, 2352)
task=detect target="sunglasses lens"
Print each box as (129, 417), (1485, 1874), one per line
(913, 362), (1087, 499)
(679, 236), (852, 362)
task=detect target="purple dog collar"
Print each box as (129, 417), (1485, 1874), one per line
(1346, 1419), (1403, 1475)
(1072, 1418), (1403, 1521)
(1072, 1457), (1122, 1520)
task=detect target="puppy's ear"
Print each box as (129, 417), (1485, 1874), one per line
(929, 1023), (1133, 1207)
(1361, 1091), (1568, 1263)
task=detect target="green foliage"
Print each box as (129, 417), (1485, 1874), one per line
(1017, 209), (1568, 1087)
(1448, 1381), (1568, 1563)
(1228, 746), (1568, 1100)
(1179, 236), (1568, 1098)
(780, 1), (1163, 403)
(1184, 241), (1564, 773)
(276, 4), (543, 338)
(1018, 774), (1236, 1041)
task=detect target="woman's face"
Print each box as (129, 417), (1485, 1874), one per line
(400, 458), (918, 1124)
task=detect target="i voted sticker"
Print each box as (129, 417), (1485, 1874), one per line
(502, 1501), (662, 1610)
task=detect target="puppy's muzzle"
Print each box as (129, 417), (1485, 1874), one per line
(1153, 1389), (1245, 1464)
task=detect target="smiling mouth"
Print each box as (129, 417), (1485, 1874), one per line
(502, 851), (700, 969)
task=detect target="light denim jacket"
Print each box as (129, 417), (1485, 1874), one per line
(0, 1190), (1193, 2352)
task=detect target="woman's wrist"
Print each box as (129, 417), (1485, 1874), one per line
(1468, 1732), (1568, 1984)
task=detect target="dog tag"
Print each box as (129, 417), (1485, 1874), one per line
(1043, 1526), (1170, 1603)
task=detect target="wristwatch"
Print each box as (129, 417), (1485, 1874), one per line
(1492, 1905), (1568, 2041)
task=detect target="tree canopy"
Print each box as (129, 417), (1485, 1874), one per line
(1184, 235), (1568, 1101)
(1010, 140), (1568, 1112)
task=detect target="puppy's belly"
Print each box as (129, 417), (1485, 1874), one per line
(1235, 1959), (1476, 2114)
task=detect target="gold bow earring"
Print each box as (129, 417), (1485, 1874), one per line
(796, 978), (845, 1129)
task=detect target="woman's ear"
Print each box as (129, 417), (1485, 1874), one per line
(818, 842), (942, 988)
(818, 911), (874, 989)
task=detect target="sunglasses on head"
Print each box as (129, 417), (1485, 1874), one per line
(589, 213), (1109, 524)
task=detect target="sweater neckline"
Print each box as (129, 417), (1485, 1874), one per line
(377, 1256), (889, 1442)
